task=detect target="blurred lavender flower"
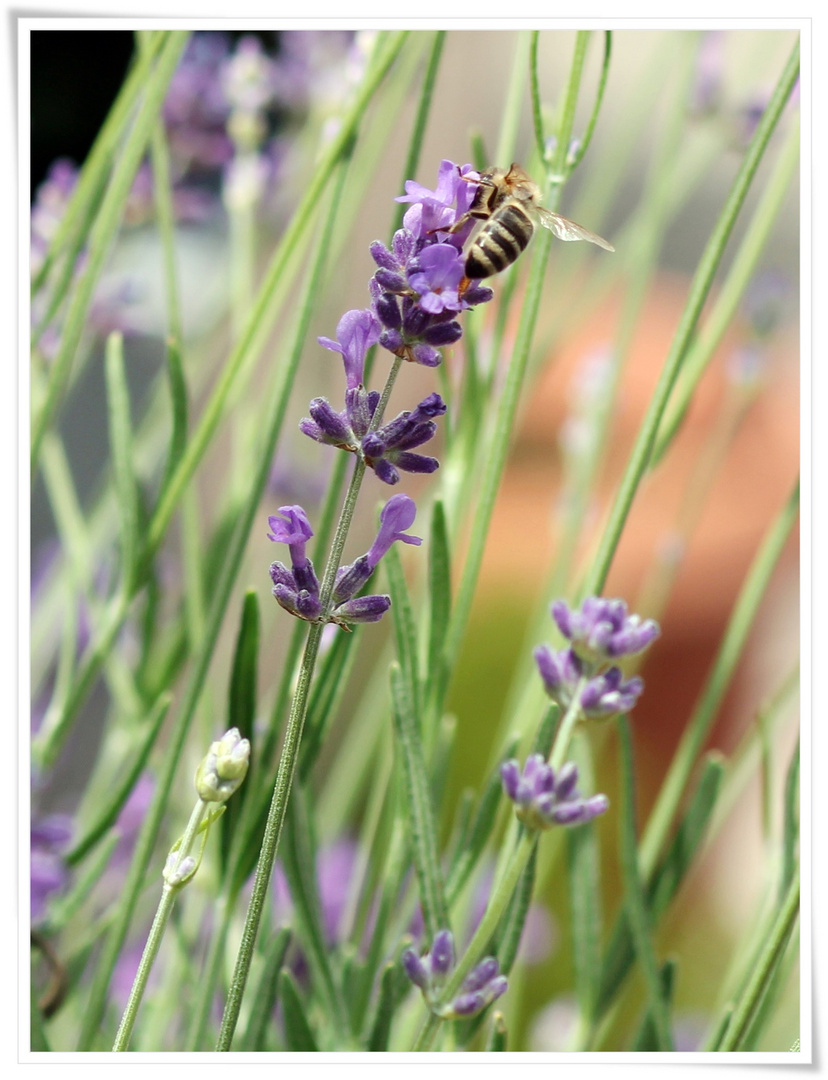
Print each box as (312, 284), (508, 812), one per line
(690, 31), (725, 115)
(268, 495), (421, 628)
(31, 814), (73, 923)
(500, 755), (609, 831)
(163, 31), (234, 176)
(535, 644), (645, 718)
(741, 269), (792, 339)
(402, 929), (507, 1019)
(551, 597), (660, 668)
(534, 597), (658, 720)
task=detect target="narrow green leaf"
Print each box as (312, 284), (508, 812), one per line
(631, 960), (677, 1051)
(782, 740), (800, 898)
(385, 542), (421, 723)
(281, 790), (346, 1034)
(105, 331), (141, 591)
(31, 32), (168, 298)
(738, 931), (799, 1050)
(426, 499), (451, 707)
(241, 927), (291, 1051)
(160, 337), (188, 496)
(495, 835), (538, 973)
(227, 591), (259, 736)
(639, 479), (799, 877)
(30, 977), (51, 1051)
(446, 737), (519, 906)
(278, 968), (319, 1051)
(390, 662), (449, 939)
(568, 32), (613, 172)
(485, 1011), (508, 1051)
(566, 732), (604, 1023)
(366, 961), (398, 1052)
(581, 39), (799, 601)
(617, 716), (673, 1050)
(220, 591), (260, 871)
(707, 1003), (735, 1051)
(598, 753), (724, 1015)
(718, 872), (800, 1051)
(66, 695), (169, 867)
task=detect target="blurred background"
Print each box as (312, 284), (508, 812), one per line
(31, 27), (800, 1050)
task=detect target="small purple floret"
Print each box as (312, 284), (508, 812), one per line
(402, 929), (508, 1019)
(500, 754), (609, 831)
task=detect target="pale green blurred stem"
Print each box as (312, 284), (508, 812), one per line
(652, 117), (800, 464)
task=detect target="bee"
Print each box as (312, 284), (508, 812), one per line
(449, 163), (614, 280)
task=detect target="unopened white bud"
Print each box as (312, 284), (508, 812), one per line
(195, 727), (250, 804)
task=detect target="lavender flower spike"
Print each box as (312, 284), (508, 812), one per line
(267, 504), (322, 622)
(402, 929), (508, 1020)
(551, 597), (659, 668)
(501, 754), (609, 831)
(534, 644), (645, 719)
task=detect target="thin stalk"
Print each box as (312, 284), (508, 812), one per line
(216, 360), (403, 1050)
(112, 799), (210, 1050)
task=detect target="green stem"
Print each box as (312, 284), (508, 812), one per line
(717, 872), (800, 1051)
(215, 359), (403, 1051)
(549, 682), (588, 772)
(112, 799), (209, 1051)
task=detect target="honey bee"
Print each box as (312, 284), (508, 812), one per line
(449, 163), (614, 280)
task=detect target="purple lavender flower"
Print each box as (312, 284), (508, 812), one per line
(267, 505), (323, 622)
(318, 309), (381, 390)
(534, 644), (645, 718)
(402, 929), (508, 1019)
(395, 158), (477, 240)
(360, 392), (446, 484)
(267, 495), (420, 628)
(407, 244), (466, 314)
(551, 597), (660, 667)
(500, 755), (609, 831)
(368, 160), (493, 368)
(31, 814), (73, 923)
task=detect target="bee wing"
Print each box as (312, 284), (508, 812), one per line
(535, 206), (615, 252)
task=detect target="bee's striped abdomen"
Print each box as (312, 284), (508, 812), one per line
(465, 202), (533, 279)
